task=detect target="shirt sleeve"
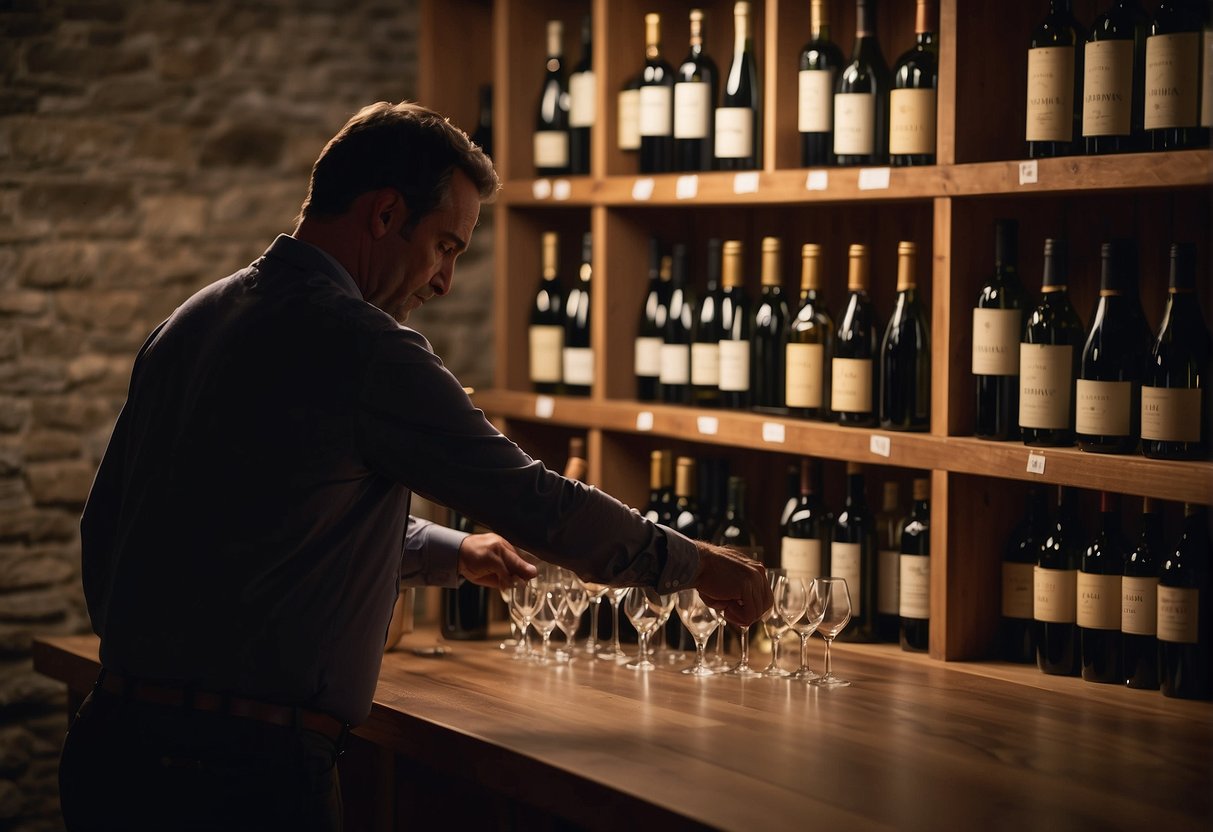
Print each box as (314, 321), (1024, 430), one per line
(401, 516), (465, 589)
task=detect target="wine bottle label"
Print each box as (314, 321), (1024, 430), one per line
(831, 542), (862, 615)
(889, 88), (937, 155)
(529, 325), (564, 383)
(798, 69), (834, 133)
(714, 107), (753, 158)
(1034, 566), (1077, 623)
(674, 81), (711, 139)
(1122, 576), (1158, 636)
(1202, 29), (1213, 128)
(1142, 386), (1202, 442)
(899, 554), (930, 620)
(570, 71), (597, 128)
(639, 85), (674, 136)
(691, 342), (721, 386)
(1076, 572), (1122, 630)
(1075, 379), (1131, 437)
(833, 92), (876, 154)
(634, 336), (663, 377)
(659, 343), (691, 384)
(1082, 40), (1133, 137)
(1025, 46), (1076, 142)
(534, 130), (569, 168)
(1157, 585), (1199, 644)
(878, 548), (900, 615)
(780, 537), (822, 583)
(1018, 343), (1072, 429)
(1145, 32), (1201, 130)
(972, 308), (1022, 376)
(1001, 562), (1035, 620)
(562, 346), (594, 386)
(718, 339), (751, 391)
(831, 357), (873, 413)
(618, 88), (642, 150)
(786, 342), (825, 408)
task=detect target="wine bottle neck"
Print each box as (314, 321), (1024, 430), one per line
(847, 246), (869, 291)
(761, 239), (781, 288)
(733, 3), (750, 53)
(811, 0), (828, 38)
(645, 14), (661, 60)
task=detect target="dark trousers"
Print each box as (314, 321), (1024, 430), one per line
(59, 688), (344, 831)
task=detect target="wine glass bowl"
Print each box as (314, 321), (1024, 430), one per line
(623, 587), (663, 671)
(676, 590), (719, 676)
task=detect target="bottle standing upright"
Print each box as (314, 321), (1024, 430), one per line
(674, 9), (718, 172)
(974, 219), (1026, 441)
(899, 478), (931, 652)
(568, 15), (595, 174)
(889, 0), (938, 166)
(1078, 492), (1126, 683)
(1123, 496), (1161, 690)
(751, 237), (789, 413)
(529, 231), (565, 394)
(834, 462), (876, 642)
(534, 20), (570, 177)
(715, 1), (761, 170)
(799, 0), (845, 166)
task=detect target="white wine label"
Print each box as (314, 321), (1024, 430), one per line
(781, 537), (822, 583)
(1026, 46), (1076, 142)
(691, 342), (720, 386)
(1034, 566), (1077, 623)
(899, 554), (930, 620)
(878, 548), (900, 615)
(1203, 29), (1213, 128)
(562, 346), (594, 386)
(1142, 386), (1202, 442)
(618, 88), (642, 150)
(889, 88), (937, 155)
(569, 71), (596, 128)
(714, 107), (754, 158)
(639, 85), (674, 137)
(529, 325), (563, 383)
(831, 542), (862, 616)
(634, 336), (662, 377)
(659, 343), (690, 385)
(718, 339), (751, 392)
(673, 81), (711, 139)
(972, 308), (1023, 376)
(1122, 576), (1158, 636)
(533, 130), (569, 168)
(1076, 572), (1122, 630)
(1002, 562), (1035, 620)
(1083, 40), (1134, 137)
(1019, 343), (1072, 429)
(834, 92), (876, 155)
(798, 69), (834, 132)
(1157, 585), (1199, 644)
(1145, 32), (1201, 130)
(1076, 379), (1132, 437)
(786, 342), (825, 408)
(832, 357), (873, 413)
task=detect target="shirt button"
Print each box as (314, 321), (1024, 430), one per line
(671, 580), (679, 588)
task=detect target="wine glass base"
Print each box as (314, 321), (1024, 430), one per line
(791, 668), (822, 682)
(626, 659), (656, 671)
(681, 664), (715, 676)
(726, 663), (762, 677)
(762, 668), (792, 678)
(814, 674), (851, 688)
(597, 647), (628, 662)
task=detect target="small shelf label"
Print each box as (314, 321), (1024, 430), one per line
(869, 434), (892, 457)
(635, 411), (654, 432)
(761, 422), (786, 444)
(534, 395), (555, 419)
(858, 167), (891, 190)
(552, 179), (572, 201)
(805, 170), (829, 191)
(676, 175), (699, 200)
(696, 415), (719, 436)
(1018, 160), (1038, 186)
(632, 178), (655, 201)
(532, 179), (552, 200)
(1026, 452), (1046, 474)
(732, 172), (760, 195)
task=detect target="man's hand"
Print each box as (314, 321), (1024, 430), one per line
(691, 541), (771, 628)
(458, 533), (537, 589)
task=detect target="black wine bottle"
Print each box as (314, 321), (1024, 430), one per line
(833, 244), (879, 426)
(715, 1), (762, 170)
(782, 458), (832, 584)
(899, 477), (931, 653)
(875, 480), (903, 643)
(1020, 238), (1084, 447)
(713, 475), (764, 564)
(752, 236), (789, 413)
(1026, 0), (1084, 158)
(974, 219), (1025, 441)
(834, 0), (891, 166)
(787, 243), (835, 421)
(1123, 496), (1161, 690)
(568, 14), (595, 175)
(639, 13), (675, 173)
(674, 9), (719, 172)
(440, 510), (490, 640)
(534, 19), (570, 177)
(1146, 0), (1204, 151)
(1001, 486), (1049, 663)
(661, 243), (694, 405)
(529, 231), (564, 394)
(692, 238), (725, 408)
(1083, 0), (1149, 154)
(635, 239), (668, 402)
(718, 240), (752, 410)
(1159, 503), (1211, 700)
(643, 449), (676, 526)
(1035, 485), (1083, 676)
(889, 0), (938, 166)
(799, 0), (845, 166)
(1078, 491), (1126, 683)
(672, 456), (704, 539)
(879, 241), (930, 431)
(471, 83), (493, 159)
(834, 462), (876, 642)
(562, 232), (593, 397)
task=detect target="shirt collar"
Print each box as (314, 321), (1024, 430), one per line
(262, 234), (364, 301)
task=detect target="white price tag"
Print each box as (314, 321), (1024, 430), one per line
(535, 395), (555, 419)
(869, 434), (891, 457)
(761, 422), (786, 444)
(1018, 160), (1038, 186)
(532, 179), (552, 200)
(1026, 452), (1046, 474)
(635, 411), (654, 432)
(805, 170), (829, 191)
(732, 172), (760, 194)
(632, 178), (655, 201)
(696, 415), (719, 436)
(858, 167), (891, 190)
(676, 175), (699, 200)
(552, 179), (572, 201)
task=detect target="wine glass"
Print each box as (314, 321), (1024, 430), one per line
(707, 606), (730, 669)
(553, 579), (587, 662)
(597, 586), (630, 662)
(676, 590), (719, 676)
(623, 587), (663, 671)
(725, 596), (762, 678)
(789, 578), (825, 682)
(581, 580), (610, 654)
(498, 584), (521, 653)
(530, 583), (559, 665)
(761, 571), (803, 678)
(814, 577), (853, 688)
(510, 581), (541, 661)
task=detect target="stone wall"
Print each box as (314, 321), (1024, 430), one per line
(0, 2), (493, 827)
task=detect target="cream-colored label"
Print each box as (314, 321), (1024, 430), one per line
(1077, 572), (1122, 630)
(1026, 46), (1075, 142)
(533, 130), (569, 168)
(834, 92), (876, 154)
(659, 343), (690, 385)
(1202, 29), (1213, 128)
(878, 548), (900, 615)
(691, 342), (720, 386)
(674, 81), (711, 139)
(718, 340), (751, 392)
(562, 346), (593, 386)
(569, 71), (596, 128)
(1076, 379), (1132, 437)
(972, 308), (1022, 376)
(1083, 40), (1134, 137)
(634, 336), (662, 377)
(832, 357), (873, 413)
(1145, 32), (1201, 130)
(1034, 566), (1077, 623)
(714, 107), (753, 158)
(529, 325), (563, 383)
(1142, 386), (1202, 442)
(786, 342), (825, 408)
(1019, 343), (1072, 429)
(781, 537), (822, 583)
(618, 89), (641, 150)
(1002, 562), (1035, 620)
(639, 85), (673, 136)
(1157, 585), (1199, 644)
(798, 69), (834, 132)
(899, 554), (930, 619)
(889, 88), (937, 155)
(1122, 576), (1158, 636)
(831, 542), (862, 616)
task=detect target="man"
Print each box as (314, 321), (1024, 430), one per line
(58, 101), (769, 830)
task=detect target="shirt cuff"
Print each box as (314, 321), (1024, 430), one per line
(655, 526), (700, 595)
(400, 519), (467, 589)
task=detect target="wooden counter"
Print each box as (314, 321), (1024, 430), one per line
(34, 632), (1212, 831)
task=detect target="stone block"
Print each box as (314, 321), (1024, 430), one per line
(129, 123), (196, 172)
(0, 509), (79, 544)
(140, 194), (208, 239)
(0, 663), (63, 709)
(209, 181), (301, 240)
(19, 323), (86, 359)
(63, 1), (128, 23)
(4, 116), (130, 170)
(0, 445), (22, 477)
(0, 398), (30, 433)
(24, 41), (149, 77)
(0, 551), (75, 591)
(0, 292), (47, 317)
(30, 396), (116, 432)
(25, 461), (95, 506)
(158, 38), (222, 82)
(19, 182), (137, 236)
(0, 589), (69, 623)
(54, 290), (141, 331)
(0, 328), (19, 361)
(17, 240), (99, 289)
(24, 430), (81, 462)
(66, 355), (131, 394)
(200, 123), (287, 169)
(0, 476), (29, 512)
(0, 361), (68, 396)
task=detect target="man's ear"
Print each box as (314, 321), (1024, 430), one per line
(368, 188), (410, 240)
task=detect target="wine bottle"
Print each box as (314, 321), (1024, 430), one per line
(1076, 240), (1151, 454)
(1203, 14), (1213, 142)
(974, 219), (1026, 441)
(562, 232), (593, 397)
(713, 475), (764, 564)
(718, 240), (752, 409)
(1143, 243), (1211, 460)
(439, 510), (490, 640)
(833, 244), (879, 427)
(875, 480), (903, 642)
(635, 239), (667, 402)
(568, 14), (595, 175)
(782, 458), (832, 584)
(1159, 503), (1211, 700)
(1026, 0), (1084, 158)
(1145, 0), (1204, 151)
(1035, 485), (1083, 676)
(889, 0), (938, 166)
(1083, 0), (1149, 154)
(672, 456), (704, 539)
(674, 9), (719, 172)
(1001, 486), (1049, 663)
(471, 83), (493, 159)
(661, 243), (694, 405)
(780, 463), (801, 530)
(534, 20), (570, 177)
(879, 241), (931, 431)
(644, 449), (676, 526)
(752, 236), (789, 413)
(834, 0), (891, 166)
(834, 462), (876, 642)
(692, 238), (725, 408)
(1078, 491), (1126, 683)
(639, 13), (675, 173)
(529, 231), (564, 394)
(1020, 238), (1084, 447)
(715, 1), (762, 170)
(787, 243), (835, 421)
(799, 0), (845, 167)
(1123, 496), (1161, 690)
(899, 477), (931, 653)
(618, 71), (643, 155)
(698, 456), (731, 538)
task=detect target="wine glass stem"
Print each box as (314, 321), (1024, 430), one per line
(824, 636), (833, 676)
(542, 632), (551, 659)
(799, 633), (809, 673)
(771, 634), (780, 668)
(588, 600), (600, 649)
(739, 625), (750, 666)
(695, 638), (707, 671)
(714, 625), (724, 662)
(610, 599), (623, 654)
(639, 630), (649, 662)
